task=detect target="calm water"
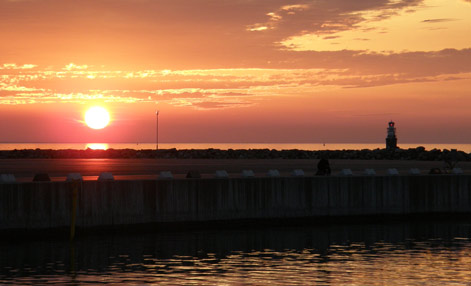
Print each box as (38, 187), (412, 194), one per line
(1, 143), (471, 152)
(2, 221), (471, 285)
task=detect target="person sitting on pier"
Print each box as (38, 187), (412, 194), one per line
(316, 156), (331, 176)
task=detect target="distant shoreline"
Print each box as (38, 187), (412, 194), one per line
(0, 147), (469, 161)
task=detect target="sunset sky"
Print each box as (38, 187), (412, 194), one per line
(1, 0), (470, 144)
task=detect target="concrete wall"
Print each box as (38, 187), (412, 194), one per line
(1, 175), (470, 230)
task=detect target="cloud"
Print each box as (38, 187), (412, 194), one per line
(323, 36), (340, 40)
(0, 1), (470, 109)
(0, 63), (37, 70)
(191, 101), (253, 110)
(280, 0), (471, 53)
(421, 18), (456, 23)
(1, 52), (470, 108)
(63, 63), (88, 70)
(248, 0), (423, 38)
(0, 0), (426, 68)
(0, 0), (467, 73)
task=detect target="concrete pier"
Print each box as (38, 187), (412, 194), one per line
(1, 175), (470, 231)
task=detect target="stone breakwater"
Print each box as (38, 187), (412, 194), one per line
(0, 147), (469, 161)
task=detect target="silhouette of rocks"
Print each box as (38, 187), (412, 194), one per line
(0, 146), (469, 161)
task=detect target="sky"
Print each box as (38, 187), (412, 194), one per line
(0, 0), (470, 144)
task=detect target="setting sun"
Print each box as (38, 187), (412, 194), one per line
(84, 106), (110, 129)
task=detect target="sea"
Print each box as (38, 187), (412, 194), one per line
(2, 220), (471, 285)
(1, 142), (471, 152)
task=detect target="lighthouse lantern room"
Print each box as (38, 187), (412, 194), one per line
(386, 121), (397, 149)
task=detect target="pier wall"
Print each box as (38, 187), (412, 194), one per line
(1, 175), (471, 230)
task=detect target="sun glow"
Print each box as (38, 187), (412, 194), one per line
(86, 143), (109, 150)
(84, 106), (110, 129)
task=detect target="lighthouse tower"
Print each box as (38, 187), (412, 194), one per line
(386, 121), (397, 149)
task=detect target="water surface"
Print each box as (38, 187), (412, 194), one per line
(2, 220), (471, 285)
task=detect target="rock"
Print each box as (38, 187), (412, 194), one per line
(339, 169), (353, 176)
(159, 171), (173, 179)
(267, 169), (280, 177)
(98, 172), (114, 181)
(215, 170), (229, 178)
(66, 173), (83, 181)
(241, 170), (255, 178)
(292, 169), (305, 177)
(0, 147), (470, 161)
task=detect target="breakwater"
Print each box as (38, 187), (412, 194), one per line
(1, 175), (470, 232)
(1, 147), (470, 160)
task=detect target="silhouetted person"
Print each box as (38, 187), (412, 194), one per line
(316, 158), (331, 176)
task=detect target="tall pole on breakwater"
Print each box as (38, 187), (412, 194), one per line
(156, 110), (159, 150)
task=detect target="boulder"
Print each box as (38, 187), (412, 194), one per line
(0, 174), (16, 183)
(215, 170), (229, 178)
(339, 169), (353, 176)
(267, 169), (280, 177)
(409, 168), (421, 175)
(66, 173), (83, 181)
(98, 172), (114, 181)
(291, 169), (305, 177)
(241, 170), (255, 178)
(159, 171), (173, 179)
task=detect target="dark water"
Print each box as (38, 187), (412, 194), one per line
(2, 220), (471, 285)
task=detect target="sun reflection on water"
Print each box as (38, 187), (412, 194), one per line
(86, 143), (109, 150)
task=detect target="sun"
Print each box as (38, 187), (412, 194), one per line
(85, 106), (110, 129)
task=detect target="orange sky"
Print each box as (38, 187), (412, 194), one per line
(0, 0), (470, 143)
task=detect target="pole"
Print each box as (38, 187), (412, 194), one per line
(156, 111), (159, 150)
(70, 181), (79, 240)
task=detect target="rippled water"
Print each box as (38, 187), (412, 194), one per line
(2, 221), (471, 285)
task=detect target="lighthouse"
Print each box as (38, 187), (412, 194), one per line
(386, 121), (397, 149)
